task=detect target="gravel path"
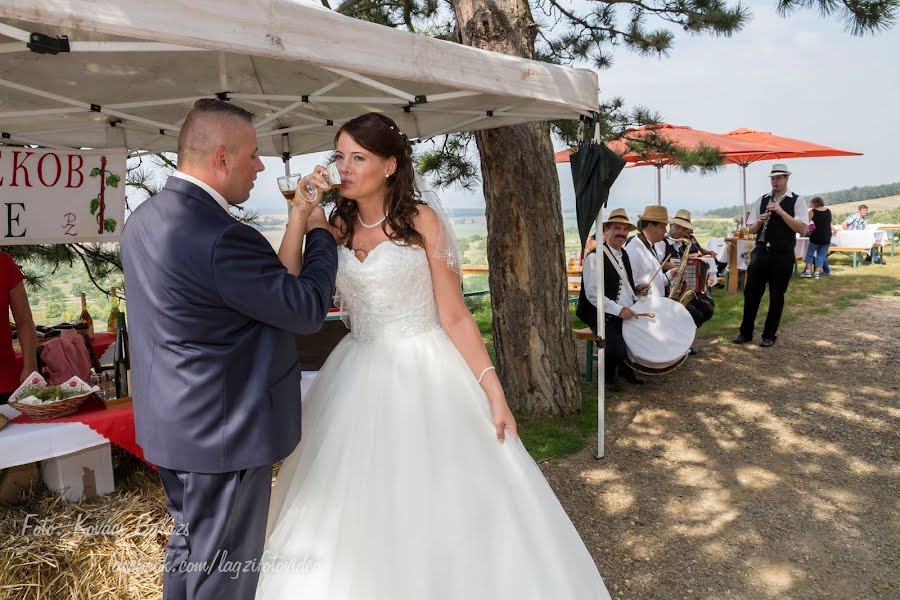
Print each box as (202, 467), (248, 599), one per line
(548, 294), (900, 599)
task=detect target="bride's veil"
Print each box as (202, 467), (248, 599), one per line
(415, 175), (462, 280)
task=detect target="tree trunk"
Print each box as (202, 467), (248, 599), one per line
(453, 0), (580, 416)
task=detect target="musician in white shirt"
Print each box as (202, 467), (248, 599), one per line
(625, 205), (677, 297)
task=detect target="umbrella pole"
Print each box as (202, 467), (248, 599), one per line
(741, 165), (748, 226)
(596, 208), (606, 460)
(656, 166), (662, 206)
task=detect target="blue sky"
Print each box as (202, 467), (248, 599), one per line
(238, 1), (899, 215)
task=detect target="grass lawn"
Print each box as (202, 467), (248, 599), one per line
(471, 254), (900, 463)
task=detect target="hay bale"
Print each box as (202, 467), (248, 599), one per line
(0, 456), (168, 600)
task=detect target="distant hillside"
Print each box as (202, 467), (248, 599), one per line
(826, 195), (900, 216)
(703, 181), (900, 218)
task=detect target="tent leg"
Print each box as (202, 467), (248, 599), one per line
(595, 208), (606, 460)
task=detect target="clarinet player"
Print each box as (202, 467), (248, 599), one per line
(734, 164), (809, 347)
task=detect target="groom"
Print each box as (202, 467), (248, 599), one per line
(121, 99), (337, 599)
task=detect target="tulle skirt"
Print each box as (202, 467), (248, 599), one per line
(256, 328), (610, 599)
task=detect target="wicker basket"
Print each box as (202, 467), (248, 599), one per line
(9, 392), (94, 420)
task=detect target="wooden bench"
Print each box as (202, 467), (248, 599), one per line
(573, 327), (598, 381)
(828, 244), (884, 268)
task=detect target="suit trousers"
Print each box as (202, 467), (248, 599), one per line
(739, 247), (795, 340)
(157, 465), (273, 600)
(593, 316), (627, 381)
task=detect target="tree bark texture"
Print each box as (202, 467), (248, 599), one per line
(453, 0), (581, 416)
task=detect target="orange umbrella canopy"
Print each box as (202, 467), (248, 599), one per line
(723, 128), (863, 164)
(554, 123), (782, 165)
(554, 124), (862, 165)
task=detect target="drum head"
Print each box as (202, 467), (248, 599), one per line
(622, 296), (697, 367)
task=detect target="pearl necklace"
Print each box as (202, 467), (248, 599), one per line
(357, 213), (387, 228)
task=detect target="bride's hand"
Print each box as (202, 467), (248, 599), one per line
(490, 396), (518, 444)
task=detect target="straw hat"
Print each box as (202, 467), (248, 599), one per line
(671, 209), (693, 230)
(637, 205), (671, 225)
(769, 163), (791, 176)
(602, 208), (636, 231)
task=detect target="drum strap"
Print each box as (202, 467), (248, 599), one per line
(602, 245), (637, 303)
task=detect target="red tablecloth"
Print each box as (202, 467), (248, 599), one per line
(13, 332), (116, 372)
(11, 395), (149, 465)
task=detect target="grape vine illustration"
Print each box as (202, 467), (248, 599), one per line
(89, 155), (120, 234)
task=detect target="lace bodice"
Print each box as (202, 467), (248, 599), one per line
(335, 242), (442, 342)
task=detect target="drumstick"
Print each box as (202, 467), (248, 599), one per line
(646, 253), (671, 286)
(634, 312), (656, 318)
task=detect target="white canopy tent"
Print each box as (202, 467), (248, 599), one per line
(0, 0), (597, 156)
(1, 0), (609, 458)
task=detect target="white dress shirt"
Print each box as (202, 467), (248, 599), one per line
(625, 235), (668, 297)
(169, 171), (232, 214)
(582, 246), (635, 317)
(746, 189), (809, 227)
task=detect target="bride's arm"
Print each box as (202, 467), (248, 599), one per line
(278, 202), (316, 275)
(416, 207), (517, 443)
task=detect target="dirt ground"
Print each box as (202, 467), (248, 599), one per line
(550, 294), (900, 599)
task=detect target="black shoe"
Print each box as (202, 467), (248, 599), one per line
(689, 347), (697, 356)
(760, 337), (776, 347)
(605, 379), (624, 393)
(621, 369), (645, 385)
(733, 334), (751, 344)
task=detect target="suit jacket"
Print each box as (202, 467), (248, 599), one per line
(121, 177), (338, 473)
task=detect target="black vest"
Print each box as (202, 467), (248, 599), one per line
(758, 193), (798, 253)
(576, 243), (636, 328)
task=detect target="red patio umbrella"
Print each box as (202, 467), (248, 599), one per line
(556, 125), (863, 217)
(724, 129), (863, 219)
(556, 123), (782, 206)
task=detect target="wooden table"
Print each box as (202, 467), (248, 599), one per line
(879, 226), (900, 256)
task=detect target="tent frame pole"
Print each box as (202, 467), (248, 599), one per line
(595, 208), (606, 459)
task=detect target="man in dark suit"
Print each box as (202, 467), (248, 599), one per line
(121, 99), (337, 600)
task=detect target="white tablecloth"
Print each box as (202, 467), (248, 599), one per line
(0, 372), (318, 469)
(833, 229), (887, 247)
(708, 237), (809, 271)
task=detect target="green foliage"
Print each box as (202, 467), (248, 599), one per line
(89, 197), (100, 215)
(817, 181), (900, 204)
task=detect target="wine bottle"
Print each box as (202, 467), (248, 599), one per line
(79, 292), (95, 338)
(107, 288), (120, 334)
(113, 311), (130, 398)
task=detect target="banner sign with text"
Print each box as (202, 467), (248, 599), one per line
(1, 147), (127, 245)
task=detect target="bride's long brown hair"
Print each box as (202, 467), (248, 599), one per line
(329, 113), (424, 248)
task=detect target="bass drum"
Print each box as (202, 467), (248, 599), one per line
(622, 296), (696, 374)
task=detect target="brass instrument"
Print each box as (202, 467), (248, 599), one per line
(667, 239), (696, 306)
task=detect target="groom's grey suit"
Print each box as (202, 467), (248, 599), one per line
(122, 176), (337, 600)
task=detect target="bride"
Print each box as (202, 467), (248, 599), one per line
(256, 112), (611, 599)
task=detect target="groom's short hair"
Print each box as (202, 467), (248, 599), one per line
(177, 99), (255, 163)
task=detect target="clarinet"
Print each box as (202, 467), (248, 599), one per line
(757, 198), (776, 243)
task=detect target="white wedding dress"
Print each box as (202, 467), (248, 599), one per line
(256, 242), (610, 599)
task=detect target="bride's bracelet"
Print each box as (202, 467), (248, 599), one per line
(476, 366), (495, 384)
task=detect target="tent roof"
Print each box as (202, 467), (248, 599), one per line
(0, 0), (598, 156)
